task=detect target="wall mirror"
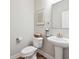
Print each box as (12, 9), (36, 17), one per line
(51, 0), (69, 29)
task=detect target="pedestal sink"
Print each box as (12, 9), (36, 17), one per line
(47, 36), (69, 59)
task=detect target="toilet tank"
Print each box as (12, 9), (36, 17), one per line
(33, 37), (43, 48)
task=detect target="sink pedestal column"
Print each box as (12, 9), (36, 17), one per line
(55, 47), (63, 59)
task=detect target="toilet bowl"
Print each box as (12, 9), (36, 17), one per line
(20, 34), (43, 59)
(20, 46), (37, 59)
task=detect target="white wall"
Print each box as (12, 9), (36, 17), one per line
(10, 0), (34, 56)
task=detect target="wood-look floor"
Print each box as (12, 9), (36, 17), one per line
(37, 53), (47, 59)
(16, 53), (47, 59)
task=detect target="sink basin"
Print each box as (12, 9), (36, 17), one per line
(47, 36), (69, 48)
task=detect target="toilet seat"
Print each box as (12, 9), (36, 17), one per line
(20, 46), (37, 57)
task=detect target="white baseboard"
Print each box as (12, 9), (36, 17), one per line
(38, 49), (55, 59)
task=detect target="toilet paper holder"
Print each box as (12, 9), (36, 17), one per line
(16, 37), (23, 43)
(16, 38), (20, 43)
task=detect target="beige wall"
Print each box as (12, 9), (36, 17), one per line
(34, 0), (69, 59)
(10, 0), (34, 56)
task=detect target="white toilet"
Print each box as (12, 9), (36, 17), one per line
(20, 33), (43, 59)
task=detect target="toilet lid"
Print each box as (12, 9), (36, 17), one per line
(21, 46), (37, 55)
